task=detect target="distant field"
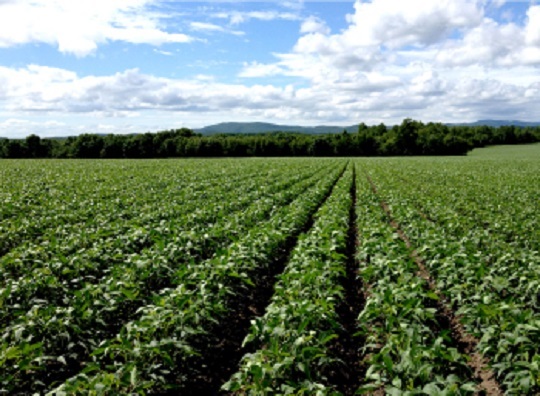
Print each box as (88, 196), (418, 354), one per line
(468, 142), (540, 159)
(0, 145), (538, 395)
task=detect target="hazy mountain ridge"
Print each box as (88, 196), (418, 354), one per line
(3, 120), (540, 140)
(447, 120), (540, 127)
(195, 122), (359, 135)
(196, 120), (540, 135)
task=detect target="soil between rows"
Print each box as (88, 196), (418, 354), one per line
(326, 164), (364, 396)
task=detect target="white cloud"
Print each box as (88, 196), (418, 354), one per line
(525, 6), (540, 46)
(240, 0), (487, 82)
(0, 118), (67, 138)
(435, 19), (523, 67)
(1, 62), (539, 138)
(0, 65), (298, 115)
(213, 10), (300, 25)
(194, 74), (215, 82)
(190, 21), (225, 32)
(189, 21), (244, 35)
(521, 47), (540, 65)
(300, 16), (330, 35)
(239, 1), (540, 108)
(0, 0), (193, 57)
(410, 71), (447, 96)
(0, 116), (147, 138)
(2, 1), (540, 136)
(238, 62), (285, 78)
(278, 0), (304, 11)
(434, 5), (540, 68)
(154, 49), (173, 56)
(492, 0), (506, 8)
(345, 0), (483, 49)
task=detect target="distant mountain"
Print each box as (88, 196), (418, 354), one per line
(447, 120), (540, 127)
(195, 120), (540, 135)
(3, 120), (539, 141)
(195, 122), (358, 135)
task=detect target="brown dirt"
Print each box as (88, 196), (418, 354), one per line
(327, 164), (365, 395)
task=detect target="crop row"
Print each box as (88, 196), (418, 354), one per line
(47, 163), (346, 394)
(389, 158), (538, 250)
(354, 169), (477, 394)
(0, 162), (327, 322)
(365, 161), (540, 394)
(0, 160), (265, 256)
(1, 159), (322, 281)
(223, 164), (354, 394)
(1, 160), (342, 394)
(1, 154), (537, 395)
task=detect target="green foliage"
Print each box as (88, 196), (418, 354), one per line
(41, 160), (346, 394)
(354, 172), (476, 394)
(361, 148), (539, 394)
(2, 120), (539, 159)
(0, 149), (538, 395)
(0, 159), (342, 393)
(224, 165), (353, 394)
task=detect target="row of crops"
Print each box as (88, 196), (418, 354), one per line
(364, 155), (539, 394)
(1, 147), (538, 395)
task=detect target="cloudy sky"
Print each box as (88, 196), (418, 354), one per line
(0, 0), (539, 137)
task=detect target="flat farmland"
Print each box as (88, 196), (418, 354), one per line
(0, 145), (538, 395)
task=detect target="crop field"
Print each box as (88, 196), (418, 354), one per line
(0, 144), (539, 395)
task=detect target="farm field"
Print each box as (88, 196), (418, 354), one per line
(0, 144), (539, 395)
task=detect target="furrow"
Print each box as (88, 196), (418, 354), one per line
(180, 163), (348, 395)
(327, 163), (364, 395)
(222, 163), (352, 395)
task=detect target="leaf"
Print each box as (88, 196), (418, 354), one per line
(422, 383), (442, 395)
(130, 366), (137, 386)
(321, 333), (339, 345)
(382, 353), (394, 373)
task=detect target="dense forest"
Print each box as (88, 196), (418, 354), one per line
(1, 119), (539, 158)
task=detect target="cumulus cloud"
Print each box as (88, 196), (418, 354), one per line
(189, 21), (244, 36)
(434, 6), (540, 68)
(2, 0), (540, 136)
(238, 0), (540, 120)
(0, 0), (192, 57)
(238, 62), (286, 78)
(0, 65), (297, 115)
(345, 0), (483, 48)
(213, 10), (300, 25)
(410, 71), (447, 96)
(525, 6), (540, 46)
(1, 62), (539, 137)
(300, 16), (330, 35)
(0, 117), (148, 138)
(435, 19), (522, 67)
(240, 0), (486, 81)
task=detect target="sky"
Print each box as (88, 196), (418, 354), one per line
(0, 0), (539, 138)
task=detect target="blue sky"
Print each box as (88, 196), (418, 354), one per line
(0, 0), (539, 137)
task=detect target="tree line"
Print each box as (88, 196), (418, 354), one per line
(1, 119), (539, 159)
